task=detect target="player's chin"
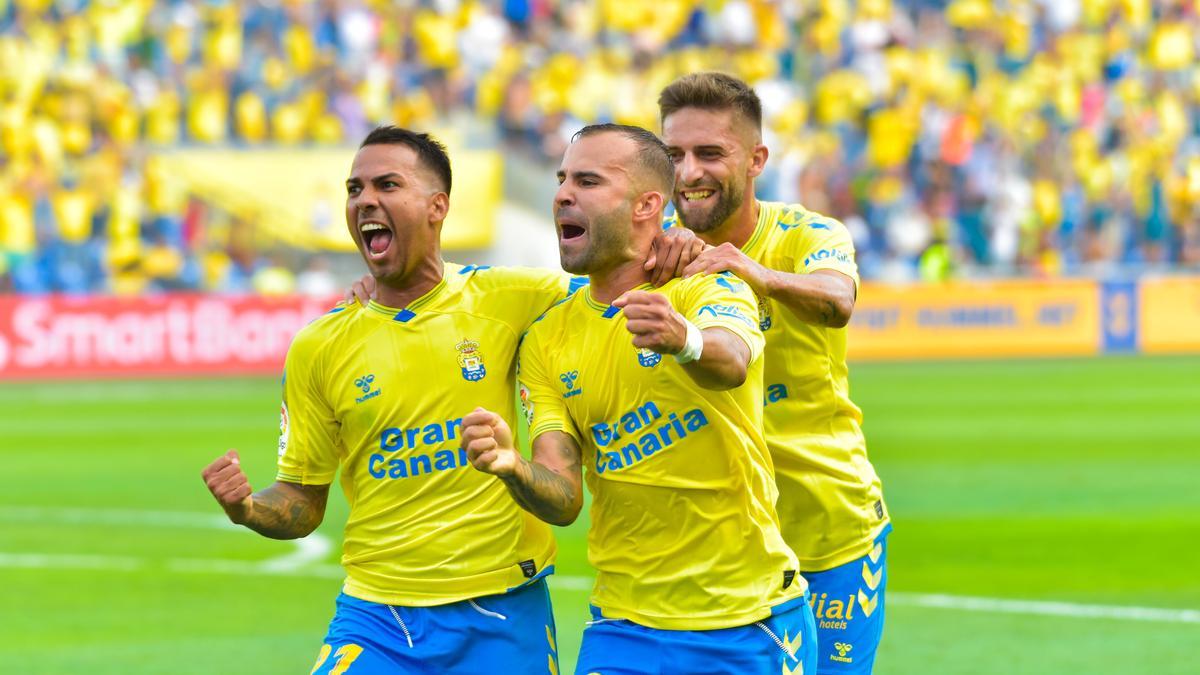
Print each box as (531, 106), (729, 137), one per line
(363, 255), (402, 280)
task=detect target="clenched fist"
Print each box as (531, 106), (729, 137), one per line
(201, 449), (253, 524)
(612, 291), (688, 354)
(460, 408), (522, 478)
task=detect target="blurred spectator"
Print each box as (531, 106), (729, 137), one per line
(296, 255), (339, 298)
(1, 0), (1198, 290)
(251, 254), (296, 295)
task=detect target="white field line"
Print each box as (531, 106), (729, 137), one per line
(4, 507), (1198, 625)
(0, 506), (238, 530)
(2, 553), (1197, 626)
(0, 506), (331, 572)
(888, 591), (1200, 624)
(0, 553), (143, 572)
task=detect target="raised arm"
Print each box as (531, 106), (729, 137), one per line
(460, 409), (584, 526)
(613, 290), (751, 390)
(682, 243), (856, 327)
(201, 450), (329, 540)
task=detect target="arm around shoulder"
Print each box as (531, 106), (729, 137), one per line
(764, 268), (856, 328)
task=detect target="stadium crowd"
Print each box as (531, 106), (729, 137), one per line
(1, 0), (1198, 293)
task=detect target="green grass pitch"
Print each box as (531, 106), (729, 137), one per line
(1, 355), (1197, 673)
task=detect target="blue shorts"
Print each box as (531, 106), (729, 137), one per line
(575, 593), (817, 675)
(803, 526), (891, 675)
(310, 578), (559, 674)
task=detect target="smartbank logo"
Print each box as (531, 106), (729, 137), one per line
(0, 295), (333, 379)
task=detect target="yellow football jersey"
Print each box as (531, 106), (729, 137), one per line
(277, 263), (578, 606)
(667, 202), (890, 572)
(520, 273), (804, 631)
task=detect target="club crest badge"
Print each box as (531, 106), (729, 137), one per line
(457, 339), (487, 381)
(758, 293), (773, 331)
(636, 347), (661, 367)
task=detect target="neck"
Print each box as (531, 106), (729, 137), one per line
(588, 256), (652, 305)
(375, 257), (444, 308)
(696, 197), (760, 250)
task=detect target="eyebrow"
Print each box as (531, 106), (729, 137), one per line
(558, 169), (606, 182)
(346, 172), (404, 186)
(669, 144), (726, 153)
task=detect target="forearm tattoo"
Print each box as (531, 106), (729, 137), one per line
(243, 483), (329, 540)
(501, 454), (580, 526)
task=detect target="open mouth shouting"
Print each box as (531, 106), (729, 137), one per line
(359, 220), (394, 260)
(556, 210), (588, 245)
(560, 223), (586, 240)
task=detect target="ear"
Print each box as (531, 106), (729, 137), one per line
(428, 191), (449, 225)
(747, 142), (769, 179)
(632, 189), (665, 223)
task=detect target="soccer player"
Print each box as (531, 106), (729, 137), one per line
(659, 72), (892, 674)
(201, 126), (575, 674)
(459, 124), (818, 674)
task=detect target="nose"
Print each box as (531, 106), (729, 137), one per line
(678, 153), (704, 186)
(353, 187), (380, 215)
(554, 182), (574, 210)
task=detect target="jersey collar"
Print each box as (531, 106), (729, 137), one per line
(583, 282), (655, 318)
(739, 200), (771, 256)
(365, 274), (451, 323)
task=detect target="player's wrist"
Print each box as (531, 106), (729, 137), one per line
(673, 318), (704, 364)
(756, 267), (782, 299)
(224, 496), (253, 525)
(497, 453), (528, 481)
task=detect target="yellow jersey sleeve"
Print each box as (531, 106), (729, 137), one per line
(462, 264), (585, 331)
(519, 324), (583, 446)
(787, 210), (861, 286)
(677, 272), (765, 362)
(276, 314), (342, 485)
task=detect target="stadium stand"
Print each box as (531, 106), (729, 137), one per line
(0, 0), (1197, 293)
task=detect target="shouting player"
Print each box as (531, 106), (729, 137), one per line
(202, 126), (574, 674)
(660, 72), (892, 674)
(460, 124), (817, 674)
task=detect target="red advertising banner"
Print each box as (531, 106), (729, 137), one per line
(0, 294), (338, 380)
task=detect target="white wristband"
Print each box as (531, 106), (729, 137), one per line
(673, 318), (704, 364)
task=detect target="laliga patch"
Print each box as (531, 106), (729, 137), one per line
(277, 402), (289, 457)
(519, 382), (535, 426)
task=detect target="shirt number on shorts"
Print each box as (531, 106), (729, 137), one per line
(310, 643), (364, 674)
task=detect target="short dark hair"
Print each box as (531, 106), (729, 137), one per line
(658, 72), (763, 132)
(359, 125), (453, 195)
(571, 123), (675, 196)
